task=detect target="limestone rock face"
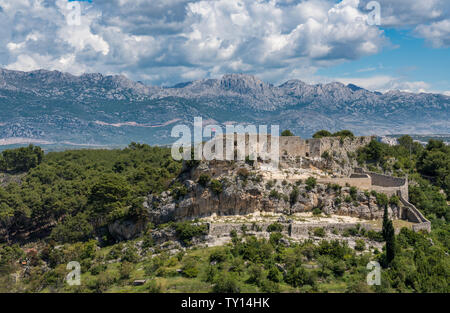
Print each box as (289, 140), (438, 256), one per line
(108, 219), (145, 241)
(144, 162), (402, 225)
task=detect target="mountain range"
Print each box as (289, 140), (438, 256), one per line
(0, 68), (448, 149)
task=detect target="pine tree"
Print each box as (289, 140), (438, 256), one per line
(382, 205), (396, 266)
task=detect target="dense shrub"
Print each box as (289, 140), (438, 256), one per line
(0, 145), (44, 173)
(313, 228), (326, 237)
(269, 189), (281, 200)
(50, 214), (94, 243)
(197, 174), (211, 187)
(305, 177), (317, 191)
(174, 221), (208, 246)
(281, 130), (294, 136)
(213, 272), (241, 293)
(267, 222), (283, 233)
(210, 179), (223, 195)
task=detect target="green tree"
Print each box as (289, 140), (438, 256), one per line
(281, 130), (294, 136)
(313, 130), (332, 138)
(197, 174), (211, 187)
(332, 130), (354, 138)
(382, 205), (396, 266)
(0, 145), (44, 173)
(305, 177), (317, 191)
(289, 186), (299, 206)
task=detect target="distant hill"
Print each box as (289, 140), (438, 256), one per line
(0, 68), (448, 148)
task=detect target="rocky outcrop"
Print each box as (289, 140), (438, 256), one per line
(108, 219), (146, 241)
(144, 161), (402, 224)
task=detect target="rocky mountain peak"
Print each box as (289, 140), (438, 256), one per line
(219, 73), (271, 94)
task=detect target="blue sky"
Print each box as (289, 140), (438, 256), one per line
(317, 27), (450, 93)
(0, 0), (449, 94)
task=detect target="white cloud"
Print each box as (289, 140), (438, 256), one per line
(331, 75), (434, 93)
(358, 0), (450, 46)
(415, 19), (450, 48)
(0, 0), (388, 85)
(0, 0), (447, 89)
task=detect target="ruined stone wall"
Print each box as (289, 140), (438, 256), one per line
(289, 222), (380, 236)
(307, 138), (322, 158)
(317, 177), (372, 190)
(399, 193), (431, 232)
(308, 136), (374, 158)
(279, 136), (307, 156)
(208, 222), (395, 238)
(205, 134), (374, 161)
(356, 170), (409, 200)
(208, 222), (290, 237)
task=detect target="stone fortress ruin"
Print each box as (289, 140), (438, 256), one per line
(197, 133), (431, 234)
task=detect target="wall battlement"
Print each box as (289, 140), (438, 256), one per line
(209, 134), (374, 159)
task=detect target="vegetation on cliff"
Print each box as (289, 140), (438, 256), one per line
(0, 136), (448, 293)
(0, 143), (181, 243)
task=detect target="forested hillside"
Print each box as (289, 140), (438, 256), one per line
(0, 138), (448, 293)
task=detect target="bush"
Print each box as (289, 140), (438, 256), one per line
(209, 249), (228, 263)
(285, 267), (316, 288)
(376, 193), (388, 207)
(333, 130), (354, 138)
(247, 264), (264, 286)
(321, 151), (331, 160)
(0, 145), (44, 173)
(198, 174), (211, 187)
(389, 195), (400, 206)
(173, 185), (188, 200)
(122, 245), (140, 263)
(305, 177), (317, 191)
(281, 130), (294, 136)
(269, 232), (283, 246)
(174, 221), (208, 246)
(267, 222), (283, 232)
(267, 266), (282, 283)
(312, 207), (322, 215)
(313, 130), (332, 138)
(269, 189), (281, 200)
(119, 261), (133, 279)
(265, 180), (275, 189)
(349, 187), (358, 200)
(289, 187), (299, 205)
(90, 263), (107, 276)
(213, 272), (241, 293)
(210, 179), (223, 195)
(367, 230), (384, 242)
(313, 228), (326, 237)
(332, 260), (346, 277)
(49, 214), (94, 244)
(145, 280), (162, 293)
(182, 260), (199, 278)
(354, 239), (365, 251)
(260, 279), (281, 293)
(142, 236), (155, 249)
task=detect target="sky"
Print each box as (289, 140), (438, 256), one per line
(0, 0), (449, 94)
